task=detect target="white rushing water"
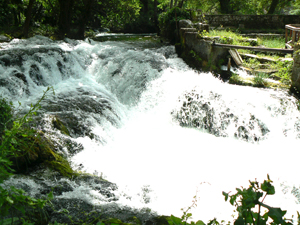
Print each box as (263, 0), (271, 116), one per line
(1, 35), (300, 223)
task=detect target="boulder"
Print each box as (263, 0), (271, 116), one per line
(0, 34), (11, 42)
(194, 22), (210, 32)
(172, 90), (270, 142)
(179, 19), (193, 29)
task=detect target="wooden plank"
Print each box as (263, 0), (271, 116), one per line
(285, 24), (300, 31)
(239, 53), (277, 63)
(286, 43), (292, 49)
(229, 49), (243, 66)
(212, 43), (293, 54)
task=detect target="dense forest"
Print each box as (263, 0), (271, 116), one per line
(0, 0), (300, 39)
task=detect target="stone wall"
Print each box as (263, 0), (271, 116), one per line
(292, 43), (300, 94)
(176, 20), (229, 72)
(204, 15), (300, 29)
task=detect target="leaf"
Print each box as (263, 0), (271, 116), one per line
(234, 216), (244, 225)
(6, 196), (14, 204)
(267, 174), (272, 183)
(261, 180), (275, 195)
(1, 218), (21, 225)
(268, 207), (287, 224)
(236, 188), (242, 193)
(229, 195), (237, 206)
(10, 138), (17, 144)
(186, 213), (193, 218)
(222, 191), (229, 201)
(48, 191), (54, 200)
(169, 215), (183, 225)
(195, 220), (206, 225)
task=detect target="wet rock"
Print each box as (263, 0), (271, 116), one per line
(12, 70), (28, 84)
(29, 64), (48, 86)
(52, 116), (70, 136)
(0, 53), (23, 67)
(40, 89), (120, 140)
(0, 72), (29, 96)
(0, 34), (11, 42)
(173, 90), (270, 142)
(8, 131), (77, 178)
(179, 20), (193, 29)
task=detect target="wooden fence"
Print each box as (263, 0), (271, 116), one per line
(285, 24), (300, 49)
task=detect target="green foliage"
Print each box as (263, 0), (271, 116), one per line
(158, 7), (190, 43)
(258, 37), (286, 49)
(0, 87), (55, 224)
(98, 0), (141, 32)
(223, 175), (292, 225)
(167, 194), (206, 225)
(254, 72), (269, 87)
(203, 30), (249, 46)
(229, 73), (244, 85)
(274, 60), (293, 85)
(0, 186), (53, 224)
(189, 50), (202, 63)
(0, 98), (13, 147)
(167, 175), (294, 225)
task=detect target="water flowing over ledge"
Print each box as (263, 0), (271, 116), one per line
(1, 35), (300, 223)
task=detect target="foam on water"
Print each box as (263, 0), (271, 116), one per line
(72, 66), (300, 222)
(1, 36), (300, 223)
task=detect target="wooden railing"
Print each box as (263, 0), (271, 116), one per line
(212, 43), (293, 54)
(285, 24), (300, 49)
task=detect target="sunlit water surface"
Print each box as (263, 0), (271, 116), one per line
(0, 35), (300, 222)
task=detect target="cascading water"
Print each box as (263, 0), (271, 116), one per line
(1, 35), (300, 223)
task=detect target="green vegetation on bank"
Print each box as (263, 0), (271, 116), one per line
(0, 87), (55, 224)
(198, 29), (293, 88)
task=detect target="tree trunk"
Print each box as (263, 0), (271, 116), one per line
(219, 0), (232, 14)
(178, 0), (187, 8)
(58, 0), (75, 38)
(267, 0), (280, 14)
(140, 0), (148, 14)
(23, 0), (35, 38)
(170, 0), (173, 8)
(77, 0), (94, 39)
(154, 0), (158, 32)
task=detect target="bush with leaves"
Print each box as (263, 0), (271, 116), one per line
(158, 6), (190, 43)
(167, 175), (294, 225)
(0, 87), (54, 225)
(223, 175), (292, 225)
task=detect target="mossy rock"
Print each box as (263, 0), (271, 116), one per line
(10, 131), (57, 171)
(10, 130), (77, 178)
(44, 155), (77, 179)
(52, 116), (70, 136)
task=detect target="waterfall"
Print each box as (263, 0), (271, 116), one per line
(1, 35), (300, 223)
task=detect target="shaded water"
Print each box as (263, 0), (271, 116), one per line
(1, 35), (300, 223)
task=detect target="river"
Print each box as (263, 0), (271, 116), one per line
(0, 35), (300, 223)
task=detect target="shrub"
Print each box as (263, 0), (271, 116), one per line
(0, 98), (14, 142)
(167, 175), (293, 225)
(158, 7), (190, 43)
(0, 87), (54, 224)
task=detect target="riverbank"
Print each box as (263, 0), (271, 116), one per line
(171, 19), (295, 93)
